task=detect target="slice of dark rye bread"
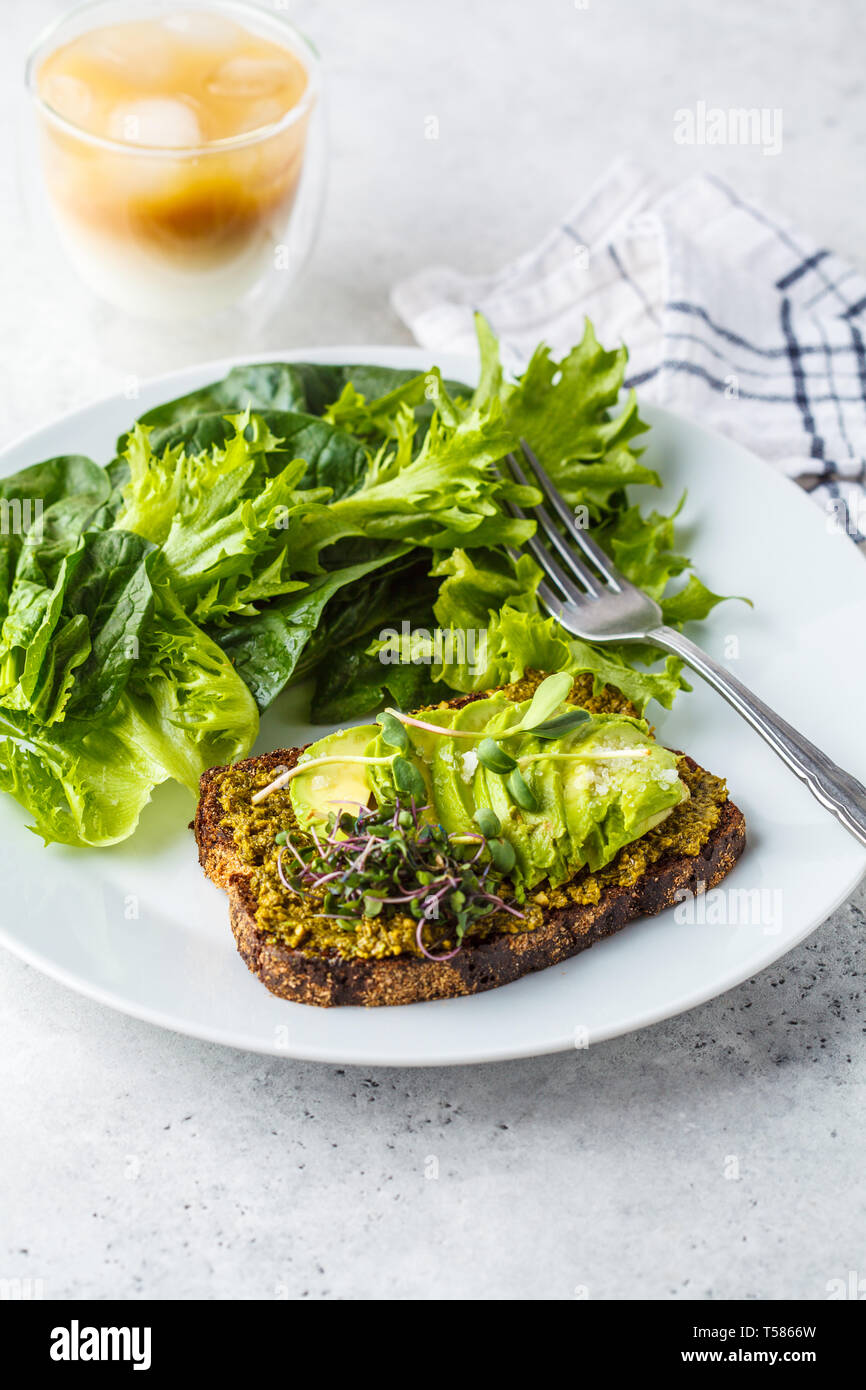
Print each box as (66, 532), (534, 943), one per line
(195, 685), (746, 1007)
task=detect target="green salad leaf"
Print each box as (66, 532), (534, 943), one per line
(123, 589), (258, 793)
(115, 411), (323, 624)
(427, 549), (685, 712)
(0, 455), (109, 611)
(0, 527), (155, 726)
(504, 320), (654, 514)
(0, 590), (257, 847)
(132, 360), (468, 433)
(216, 548), (412, 711)
(275, 382), (535, 572)
(135, 410), (371, 502)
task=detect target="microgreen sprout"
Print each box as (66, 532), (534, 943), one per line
(275, 798), (524, 961)
(381, 707), (481, 739)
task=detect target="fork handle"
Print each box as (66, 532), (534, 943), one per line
(648, 625), (866, 849)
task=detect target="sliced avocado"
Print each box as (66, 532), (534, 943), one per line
(632, 794), (689, 840)
(367, 696), (511, 823)
(480, 702), (572, 885)
(430, 694), (509, 836)
(364, 728), (433, 812)
(289, 723), (378, 827)
(558, 717), (686, 872)
(288, 691), (687, 886)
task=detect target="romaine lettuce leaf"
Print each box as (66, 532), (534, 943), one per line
(0, 518), (155, 727)
(0, 703), (174, 847)
(125, 589), (258, 792)
(0, 592), (258, 847)
(0, 454), (109, 612)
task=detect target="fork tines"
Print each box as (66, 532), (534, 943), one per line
(503, 441), (622, 601)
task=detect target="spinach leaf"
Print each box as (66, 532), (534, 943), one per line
(311, 640), (446, 723)
(214, 548), (412, 710)
(0, 454), (108, 510)
(130, 361), (468, 437)
(294, 552), (436, 679)
(307, 564), (447, 722)
(135, 362), (343, 430)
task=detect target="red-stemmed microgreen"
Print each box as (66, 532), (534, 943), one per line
(274, 799), (524, 959)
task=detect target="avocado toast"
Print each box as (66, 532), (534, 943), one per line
(195, 672), (745, 1007)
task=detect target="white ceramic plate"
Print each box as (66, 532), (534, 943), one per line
(1, 347), (864, 1065)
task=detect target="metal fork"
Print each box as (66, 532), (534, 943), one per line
(504, 442), (866, 849)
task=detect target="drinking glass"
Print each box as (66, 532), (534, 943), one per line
(23, 0), (325, 342)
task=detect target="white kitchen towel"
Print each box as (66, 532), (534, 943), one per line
(392, 158), (866, 544)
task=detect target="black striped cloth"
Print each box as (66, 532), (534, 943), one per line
(392, 158), (866, 545)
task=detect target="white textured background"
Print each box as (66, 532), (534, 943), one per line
(1, 0), (864, 1301)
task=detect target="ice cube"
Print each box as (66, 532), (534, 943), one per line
(161, 11), (243, 50)
(42, 74), (94, 127)
(79, 22), (176, 85)
(233, 97), (286, 134)
(207, 56), (289, 99)
(108, 98), (202, 149)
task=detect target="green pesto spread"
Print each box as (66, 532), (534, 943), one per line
(216, 672), (729, 960)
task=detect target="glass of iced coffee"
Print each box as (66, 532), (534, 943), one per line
(25, 1), (323, 325)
